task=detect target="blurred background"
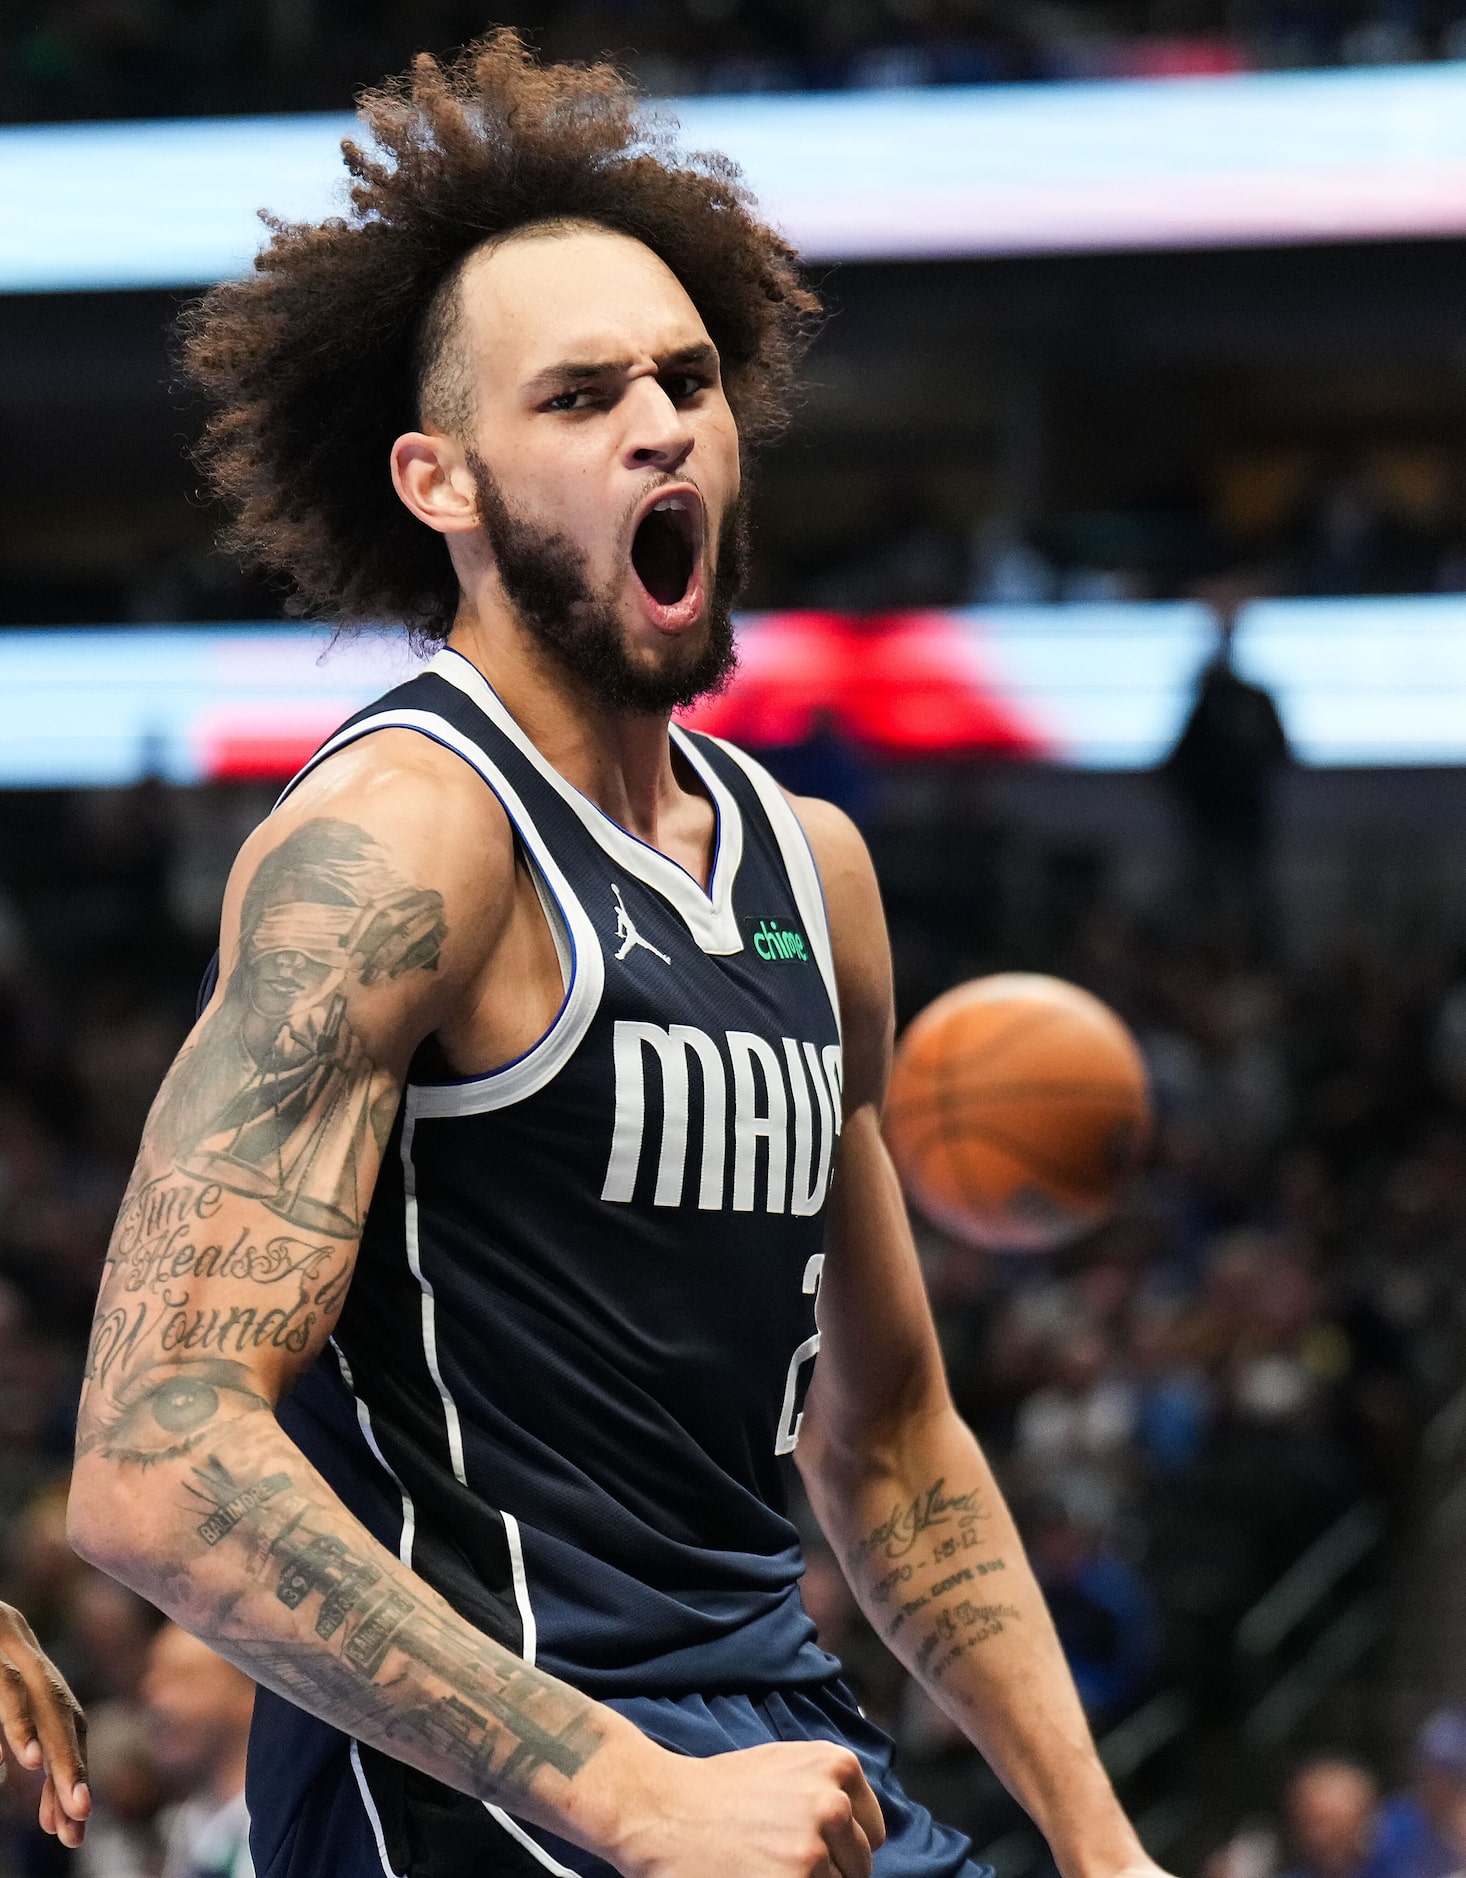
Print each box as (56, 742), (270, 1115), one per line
(12, 4), (1466, 1876)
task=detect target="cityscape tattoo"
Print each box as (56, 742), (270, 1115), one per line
(187, 1459), (606, 1794)
(75, 814), (610, 1813)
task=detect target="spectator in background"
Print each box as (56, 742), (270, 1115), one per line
(142, 1626), (253, 1878)
(1026, 1484), (1159, 1724)
(76, 1702), (163, 1878)
(1164, 600), (1289, 962)
(1376, 1710), (1466, 1878)
(1282, 1760), (1387, 1878)
(1205, 1760), (1389, 1878)
(1012, 1322), (1137, 1514)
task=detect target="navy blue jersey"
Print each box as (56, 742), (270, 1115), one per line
(248, 648), (848, 1874)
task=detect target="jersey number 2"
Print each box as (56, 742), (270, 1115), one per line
(774, 1253), (825, 1455)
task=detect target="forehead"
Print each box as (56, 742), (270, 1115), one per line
(456, 226), (711, 390)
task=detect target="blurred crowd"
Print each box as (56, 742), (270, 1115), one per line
(3, 731), (1466, 1870)
(5, 0), (1466, 122)
(1206, 1721), (1466, 1878)
(790, 451), (1466, 619)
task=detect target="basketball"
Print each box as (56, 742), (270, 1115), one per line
(883, 973), (1152, 1252)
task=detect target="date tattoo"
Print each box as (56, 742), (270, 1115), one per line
(846, 1475), (1017, 1688)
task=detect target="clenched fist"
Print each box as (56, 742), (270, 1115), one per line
(617, 1739), (886, 1878)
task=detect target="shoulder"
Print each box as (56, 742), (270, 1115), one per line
(783, 792), (893, 1110)
(219, 726), (518, 1011)
(268, 726), (515, 877)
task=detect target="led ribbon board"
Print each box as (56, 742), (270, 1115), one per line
(7, 63), (1466, 290)
(6, 597), (1466, 785)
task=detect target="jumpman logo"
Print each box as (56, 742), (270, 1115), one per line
(612, 884), (671, 964)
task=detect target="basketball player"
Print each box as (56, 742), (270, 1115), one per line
(69, 34), (1169, 1878)
(0, 1598), (90, 1849)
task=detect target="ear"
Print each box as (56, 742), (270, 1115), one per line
(390, 431), (481, 535)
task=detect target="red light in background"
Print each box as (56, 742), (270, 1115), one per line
(680, 611), (1050, 757)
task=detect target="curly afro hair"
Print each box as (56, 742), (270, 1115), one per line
(181, 29), (821, 641)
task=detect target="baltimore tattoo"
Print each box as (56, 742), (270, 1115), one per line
(70, 819), (608, 1808)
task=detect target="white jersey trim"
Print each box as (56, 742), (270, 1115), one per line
(483, 1805), (578, 1874)
(278, 704), (606, 1118)
(348, 1741), (396, 1878)
(331, 1339), (418, 1567)
(502, 1511), (538, 1667)
(710, 740), (842, 1041)
(430, 647), (746, 956)
(400, 1099), (469, 1485)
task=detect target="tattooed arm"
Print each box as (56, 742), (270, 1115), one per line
(69, 738), (884, 1878)
(792, 798), (1162, 1878)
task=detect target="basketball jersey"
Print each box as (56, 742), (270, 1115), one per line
(247, 647), (845, 1873)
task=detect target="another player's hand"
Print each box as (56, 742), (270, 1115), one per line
(617, 1739), (886, 1877)
(0, 1601), (90, 1849)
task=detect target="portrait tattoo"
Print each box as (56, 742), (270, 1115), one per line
(151, 819), (445, 1238)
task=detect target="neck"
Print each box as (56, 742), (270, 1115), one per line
(446, 597), (685, 849)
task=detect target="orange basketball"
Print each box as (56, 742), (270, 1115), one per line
(883, 973), (1152, 1252)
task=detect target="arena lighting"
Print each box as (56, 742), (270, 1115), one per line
(7, 61), (1466, 291)
(4, 597), (1466, 785)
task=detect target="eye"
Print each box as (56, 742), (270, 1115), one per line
(543, 388), (600, 413)
(663, 373), (709, 403)
(99, 1358), (268, 1468)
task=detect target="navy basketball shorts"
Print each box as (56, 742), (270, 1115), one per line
(262, 1677), (993, 1876)
(493, 1678), (990, 1877)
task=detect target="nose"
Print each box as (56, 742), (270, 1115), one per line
(623, 375), (694, 477)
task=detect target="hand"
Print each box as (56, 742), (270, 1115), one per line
(0, 1601), (90, 1849)
(617, 1739), (886, 1878)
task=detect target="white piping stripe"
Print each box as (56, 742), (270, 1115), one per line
(710, 738), (843, 1040)
(483, 1805), (579, 1875)
(430, 648), (745, 955)
(279, 705), (605, 1118)
(349, 1741), (397, 1877)
(331, 1339), (417, 1568)
(501, 1511), (537, 1667)
(400, 1098), (468, 1485)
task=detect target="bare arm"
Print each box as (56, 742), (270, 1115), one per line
(68, 741), (884, 1878)
(791, 798), (1157, 1878)
(0, 1602), (89, 1849)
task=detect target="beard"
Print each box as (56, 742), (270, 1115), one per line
(466, 449), (744, 715)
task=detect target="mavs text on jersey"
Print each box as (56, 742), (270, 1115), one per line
(244, 651), (978, 1876)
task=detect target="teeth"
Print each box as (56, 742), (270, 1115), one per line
(652, 497), (688, 512)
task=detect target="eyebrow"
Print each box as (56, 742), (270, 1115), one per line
(524, 342), (720, 399)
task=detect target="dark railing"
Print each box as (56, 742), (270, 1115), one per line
(973, 1498), (1391, 1876)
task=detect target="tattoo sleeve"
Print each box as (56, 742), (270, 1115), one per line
(71, 817), (612, 1826)
(843, 1473), (1019, 1689)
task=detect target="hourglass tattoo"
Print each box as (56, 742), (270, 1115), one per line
(152, 818), (446, 1238)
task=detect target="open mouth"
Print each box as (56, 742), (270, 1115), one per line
(631, 494), (699, 608)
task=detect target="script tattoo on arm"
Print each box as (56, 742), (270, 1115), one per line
(79, 818), (443, 1452)
(74, 816), (614, 1817)
(845, 1475), (1018, 1685)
